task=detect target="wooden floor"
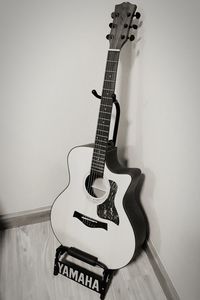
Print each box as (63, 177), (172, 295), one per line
(0, 221), (167, 300)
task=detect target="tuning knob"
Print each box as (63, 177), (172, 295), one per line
(134, 12), (141, 19)
(109, 23), (116, 28)
(130, 24), (138, 30)
(129, 35), (135, 41)
(111, 12), (119, 18)
(106, 34), (113, 40)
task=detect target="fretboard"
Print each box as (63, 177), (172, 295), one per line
(91, 50), (120, 177)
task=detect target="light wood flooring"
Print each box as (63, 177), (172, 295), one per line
(0, 221), (167, 300)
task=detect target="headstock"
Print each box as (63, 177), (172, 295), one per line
(106, 2), (140, 50)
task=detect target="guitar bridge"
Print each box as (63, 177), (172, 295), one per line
(73, 211), (108, 230)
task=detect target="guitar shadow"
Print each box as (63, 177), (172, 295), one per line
(0, 207), (6, 300)
(116, 22), (161, 255)
(117, 22), (141, 166)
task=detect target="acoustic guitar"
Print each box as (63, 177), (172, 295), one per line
(51, 2), (147, 270)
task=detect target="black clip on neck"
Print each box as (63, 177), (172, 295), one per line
(92, 89), (120, 147)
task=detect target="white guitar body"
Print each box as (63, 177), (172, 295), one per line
(51, 145), (136, 269)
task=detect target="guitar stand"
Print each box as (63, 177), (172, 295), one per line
(92, 89), (120, 147)
(54, 245), (116, 300)
(53, 90), (120, 299)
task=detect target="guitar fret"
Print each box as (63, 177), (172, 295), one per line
(97, 130), (109, 135)
(95, 151), (106, 157)
(100, 105), (112, 110)
(102, 97), (112, 100)
(97, 135), (108, 138)
(98, 124), (109, 128)
(101, 103), (112, 107)
(91, 164), (104, 171)
(104, 79), (115, 83)
(99, 117), (110, 121)
(91, 163), (104, 169)
(100, 108), (111, 114)
(102, 91), (114, 98)
(99, 111), (111, 115)
(91, 166), (104, 173)
(96, 135), (107, 140)
(93, 156), (105, 162)
(95, 143), (107, 149)
(92, 160), (105, 166)
(91, 49), (120, 176)
(95, 141), (107, 147)
(93, 151), (105, 157)
(92, 161), (104, 167)
(93, 154), (105, 161)
(95, 143), (107, 148)
(99, 115), (111, 123)
(107, 60), (118, 62)
(93, 153), (105, 159)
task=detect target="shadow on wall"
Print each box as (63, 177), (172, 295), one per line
(117, 21), (141, 166)
(0, 206), (6, 300)
(116, 20), (161, 251)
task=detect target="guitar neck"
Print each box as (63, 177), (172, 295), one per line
(91, 49), (120, 177)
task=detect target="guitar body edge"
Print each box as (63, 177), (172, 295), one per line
(50, 144), (147, 269)
(106, 146), (148, 258)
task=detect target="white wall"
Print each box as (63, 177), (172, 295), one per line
(0, 0), (200, 299)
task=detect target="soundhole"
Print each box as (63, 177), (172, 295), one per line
(85, 174), (109, 198)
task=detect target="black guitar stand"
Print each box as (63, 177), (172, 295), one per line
(53, 90), (120, 300)
(54, 246), (115, 299)
(92, 89), (120, 147)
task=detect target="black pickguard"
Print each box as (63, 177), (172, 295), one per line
(97, 180), (119, 225)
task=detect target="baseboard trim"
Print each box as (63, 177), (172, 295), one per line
(0, 206), (51, 229)
(145, 241), (180, 300)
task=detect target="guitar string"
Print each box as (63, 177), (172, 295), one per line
(89, 50), (119, 196)
(89, 52), (113, 196)
(87, 51), (110, 195)
(88, 51), (120, 197)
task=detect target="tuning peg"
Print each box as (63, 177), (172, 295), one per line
(130, 24), (138, 30)
(109, 23), (116, 28)
(129, 35), (135, 41)
(111, 12), (119, 18)
(134, 12), (141, 19)
(106, 34), (112, 40)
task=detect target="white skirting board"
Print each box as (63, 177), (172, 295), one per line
(0, 206), (51, 229)
(0, 206), (180, 300)
(146, 241), (180, 300)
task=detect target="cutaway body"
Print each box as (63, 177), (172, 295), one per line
(51, 144), (147, 270)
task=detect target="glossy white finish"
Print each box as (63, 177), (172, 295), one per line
(51, 145), (135, 269)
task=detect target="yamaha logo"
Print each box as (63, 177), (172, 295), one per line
(58, 261), (100, 292)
